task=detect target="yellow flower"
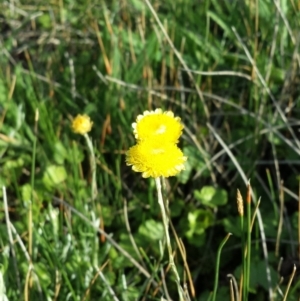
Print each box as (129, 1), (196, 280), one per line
(132, 108), (183, 143)
(72, 114), (93, 135)
(126, 140), (187, 178)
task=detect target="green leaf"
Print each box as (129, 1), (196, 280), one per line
(170, 199), (185, 218)
(38, 14), (52, 29)
(184, 209), (214, 247)
(199, 286), (230, 301)
(4, 157), (25, 169)
(43, 165), (67, 188)
(194, 186), (228, 207)
(138, 219), (164, 241)
(187, 209), (214, 232)
(235, 260), (277, 292)
(223, 217), (242, 237)
(109, 246), (133, 269)
(21, 184), (32, 202)
(0, 268), (8, 301)
(53, 141), (68, 165)
(207, 10), (231, 37)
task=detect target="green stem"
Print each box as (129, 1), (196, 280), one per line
(84, 133), (98, 267)
(245, 201), (251, 301)
(29, 109), (39, 258)
(241, 215), (246, 301)
(155, 177), (184, 301)
(212, 233), (232, 301)
(84, 134), (97, 202)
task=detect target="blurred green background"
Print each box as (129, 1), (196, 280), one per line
(1, 0), (300, 300)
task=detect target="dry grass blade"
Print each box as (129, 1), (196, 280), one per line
(282, 264), (296, 301)
(276, 181), (284, 256)
(98, 268), (120, 301)
(81, 261), (109, 301)
(273, 276), (284, 298)
(184, 69), (252, 81)
(272, 0), (296, 44)
(227, 274), (239, 301)
(160, 267), (172, 301)
(178, 237), (195, 298)
(229, 278), (235, 301)
(250, 198), (261, 232)
(123, 198), (145, 265)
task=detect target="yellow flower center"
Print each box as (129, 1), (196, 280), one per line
(155, 125), (166, 135)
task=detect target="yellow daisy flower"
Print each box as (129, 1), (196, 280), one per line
(126, 140), (187, 178)
(132, 108), (184, 143)
(72, 114), (93, 135)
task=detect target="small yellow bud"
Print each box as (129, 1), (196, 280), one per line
(72, 114), (93, 135)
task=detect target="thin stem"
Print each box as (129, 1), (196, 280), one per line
(123, 199), (145, 266)
(84, 133), (106, 245)
(98, 269), (120, 301)
(229, 279), (235, 301)
(162, 178), (195, 298)
(276, 181), (284, 257)
(84, 133), (97, 201)
(298, 182), (300, 262)
(245, 183), (252, 301)
(282, 264), (296, 301)
(83, 133), (100, 267)
(250, 198), (261, 232)
(241, 214), (246, 301)
(212, 233), (232, 301)
(227, 274), (239, 301)
(154, 177), (184, 300)
(236, 189), (245, 301)
(29, 109), (39, 258)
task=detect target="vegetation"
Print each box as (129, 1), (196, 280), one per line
(1, 0), (300, 300)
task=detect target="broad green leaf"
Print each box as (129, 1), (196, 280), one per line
(138, 219), (164, 241)
(223, 217), (242, 237)
(38, 14), (52, 29)
(185, 209), (214, 247)
(187, 209), (214, 233)
(21, 183), (32, 202)
(194, 186), (228, 207)
(53, 141), (68, 164)
(43, 165), (67, 188)
(235, 260), (277, 292)
(170, 199), (185, 218)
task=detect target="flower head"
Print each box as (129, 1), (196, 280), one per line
(132, 108), (183, 143)
(72, 114), (93, 135)
(126, 140), (187, 178)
